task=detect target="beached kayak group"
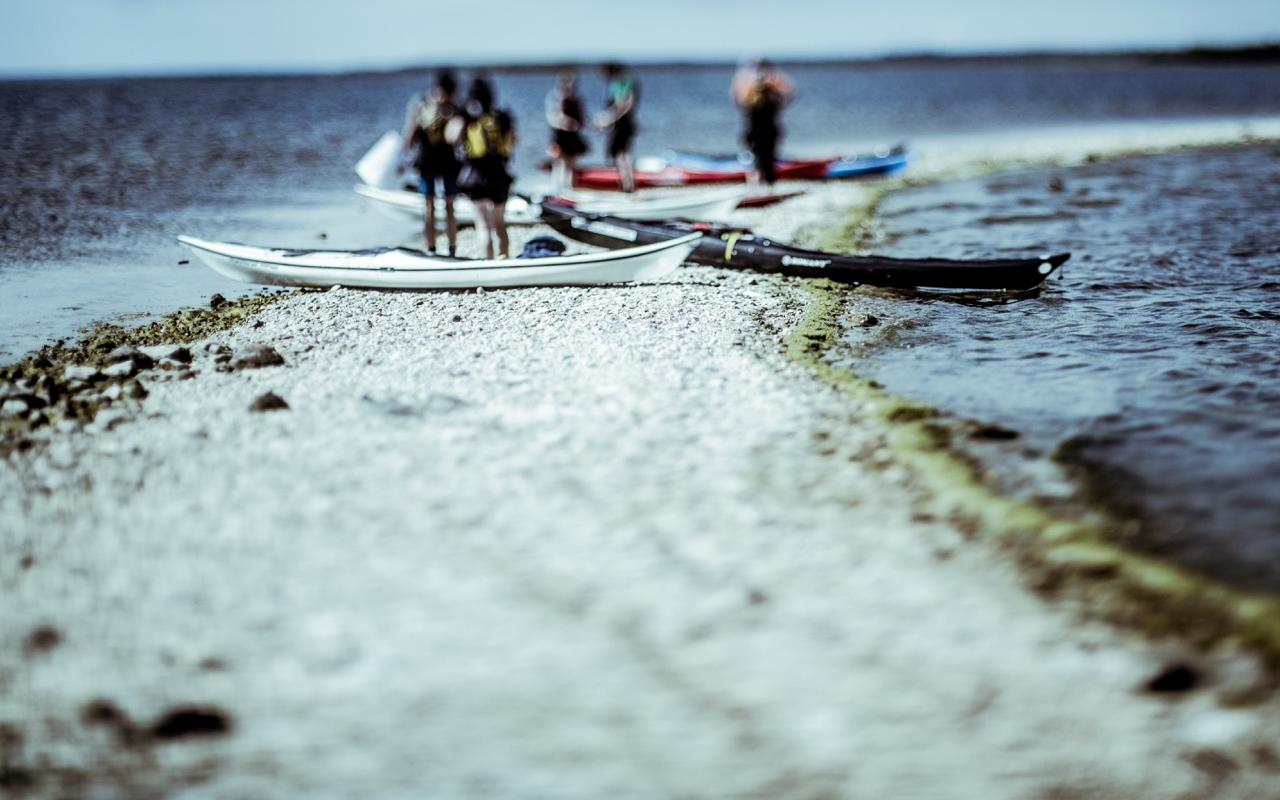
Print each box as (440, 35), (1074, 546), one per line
(178, 62), (1070, 293)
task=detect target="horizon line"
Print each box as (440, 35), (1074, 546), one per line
(2, 41), (1277, 83)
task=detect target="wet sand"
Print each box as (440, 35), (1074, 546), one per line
(3, 178), (1280, 797)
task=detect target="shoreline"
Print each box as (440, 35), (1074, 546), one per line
(4, 142), (1280, 795)
(784, 174), (1280, 674)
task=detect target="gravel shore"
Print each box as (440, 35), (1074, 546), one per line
(3, 184), (1279, 799)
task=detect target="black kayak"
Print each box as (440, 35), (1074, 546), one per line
(541, 201), (1070, 291)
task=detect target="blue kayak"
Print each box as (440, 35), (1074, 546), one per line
(667, 145), (909, 180)
(826, 145), (910, 178)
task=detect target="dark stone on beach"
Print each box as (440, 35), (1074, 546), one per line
(81, 698), (128, 728)
(1185, 749), (1239, 781)
(198, 657), (230, 672)
(23, 625), (61, 655)
(452, 314), (463, 323)
(233, 345), (285, 370)
(106, 346), (155, 370)
(1047, 176), (1065, 192)
(249, 392), (289, 413)
(81, 698), (145, 747)
(19, 555), (34, 570)
(141, 344), (192, 365)
(1144, 662), (1200, 695)
(149, 706), (232, 741)
(970, 423), (1020, 441)
(747, 588), (769, 606)
(0, 766), (34, 792)
(856, 314), (880, 328)
(209, 293), (228, 310)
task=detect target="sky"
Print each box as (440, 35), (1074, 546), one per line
(1, 0), (1278, 78)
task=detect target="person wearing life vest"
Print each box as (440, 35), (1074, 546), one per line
(732, 59), (794, 186)
(403, 70), (462, 255)
(594, 62), (639, 193)
(458, 83), (517, 259)
(545, 71), (588, 193)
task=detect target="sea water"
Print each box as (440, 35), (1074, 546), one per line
(858, 143), (1280, 591)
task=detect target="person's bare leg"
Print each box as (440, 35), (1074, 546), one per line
(552, 156), (567, 194)
(493, 201), (509, 258)
(443, 196), (458, 256)
(564, 156), (578, 192)
(423, 190), (438, 252)
(477, 201), (496, 259)
(618, 151), (635, 193)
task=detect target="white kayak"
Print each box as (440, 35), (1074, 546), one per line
(354, 183), (747, 226)
(177, 233), (700, 290)
(545, 186), (747, 221)
(354, 184), (542, 226)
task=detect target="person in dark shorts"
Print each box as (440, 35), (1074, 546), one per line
(459, 82), (517, 258)
(732, 59), (794, 186)
(595, 62), (639, 192)
(403, 70), (462, 255)
(545, 71), (588, 192)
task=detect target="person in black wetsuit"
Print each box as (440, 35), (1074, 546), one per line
(732, 59), (794, 186)
(402, 70), (462, 255)
(595, 62), (639, 192)
(458, 82), (517, 258)
(545, 71), (588, 193)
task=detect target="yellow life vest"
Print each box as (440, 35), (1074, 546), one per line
(417, 99), (454, 147)
(464, 112), (514, 159)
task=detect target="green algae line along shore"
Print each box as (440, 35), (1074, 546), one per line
(783, 182), (1280, 678)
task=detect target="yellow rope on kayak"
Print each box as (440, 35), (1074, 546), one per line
(722, 231), (743, 262)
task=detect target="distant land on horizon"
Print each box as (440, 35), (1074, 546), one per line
(4, 43), (1277, 82)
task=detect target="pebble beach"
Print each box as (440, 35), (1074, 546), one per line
(4, 177), (1280, 798)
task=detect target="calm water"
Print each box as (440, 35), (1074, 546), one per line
(861, 144), (1280, 591)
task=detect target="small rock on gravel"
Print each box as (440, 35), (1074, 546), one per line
(249, 392), (289, 413)
(106, 346), (155, 370)
(140, 344), (193, 364)
(149, 706), (233, 741)
(233, 345), (286, 370)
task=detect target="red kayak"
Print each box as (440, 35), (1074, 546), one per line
(573, 158), (836, 190)
(736, 190), (806, 209)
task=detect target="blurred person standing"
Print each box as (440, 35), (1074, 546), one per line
(458, 79), (517, 259)
(403, 69), (462, 255)
(545, 72), (589, 193)
(732, 59), (794, 186)
(468, 71), (495, 114)
(595, 62), (639, 193)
